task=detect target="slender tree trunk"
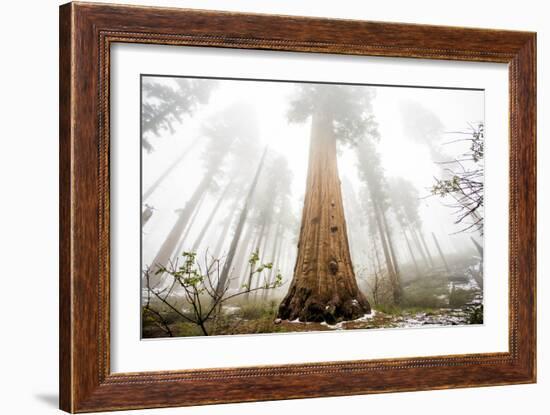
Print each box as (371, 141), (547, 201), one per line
(417, 229), (434, 267)
(275, 233), (285, 272)
(410, 226), (429, 268)
(235, 223), (257, 287)
(212, 198), (240, 258)
(470, 236), (483, 256)
(172, 191), (207, 261)
(143, 137), (199, 201)
(372, 202), (397, 295)
(277, 110), (370, 323)
(254, 225), (274, 301)
(432, 232), (450, 272)
(191, 178), (234, 253)
(148, 174), (211, 284)
(373, 238), (382, 273)
(341, 180), (363, 264)
(255, 220), (268, 253)
(264, 225), (284, 300)
(279, 242), (290, 287)
(374, 200), (402, 303)
(372, 271), (380, 306)
(253, 221), (277, 299)
(401, 225), (419, 277)
(268, 224), (283, 279)
(215, 147), (268, 297)
(246, 219), (267, 299)
(379, 203), (400, 276)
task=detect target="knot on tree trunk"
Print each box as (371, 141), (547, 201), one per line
(328, 260), (339, 275)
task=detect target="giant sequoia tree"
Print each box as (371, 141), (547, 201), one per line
(277, 85), (372, 323)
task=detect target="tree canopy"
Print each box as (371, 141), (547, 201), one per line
(287, 84), (377, 146)
(142, 78), (217, 152)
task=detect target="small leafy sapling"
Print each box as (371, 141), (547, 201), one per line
(143, 250), (283, 336)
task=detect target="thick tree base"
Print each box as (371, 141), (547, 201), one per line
(277, 286), (371, 325)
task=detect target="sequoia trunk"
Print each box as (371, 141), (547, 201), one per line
(277, 111), (370, 323)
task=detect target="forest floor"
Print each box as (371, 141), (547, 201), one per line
(142, 271), (483, 337)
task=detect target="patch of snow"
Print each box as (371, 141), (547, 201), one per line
(320, 321), (345, 330)
(223, 305), (240, 315)
(320, 311), (377, 330)
(354, 311), (377, 321)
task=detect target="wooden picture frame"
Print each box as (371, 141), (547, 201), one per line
(59, 2), (536, 412)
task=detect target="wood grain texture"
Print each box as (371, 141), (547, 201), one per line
(59, 2), (536, 412)
(59, 3), (73, 411)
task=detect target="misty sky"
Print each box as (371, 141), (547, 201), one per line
(141, 76), (484, 280)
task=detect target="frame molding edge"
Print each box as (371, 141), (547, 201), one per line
(59, 2), (536, 412)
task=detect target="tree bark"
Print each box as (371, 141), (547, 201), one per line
(277, 111), (370, 323)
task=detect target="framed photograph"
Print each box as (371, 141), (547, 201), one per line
(59, 2), (536, 412)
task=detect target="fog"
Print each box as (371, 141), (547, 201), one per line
(140, 75), (485, 336)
